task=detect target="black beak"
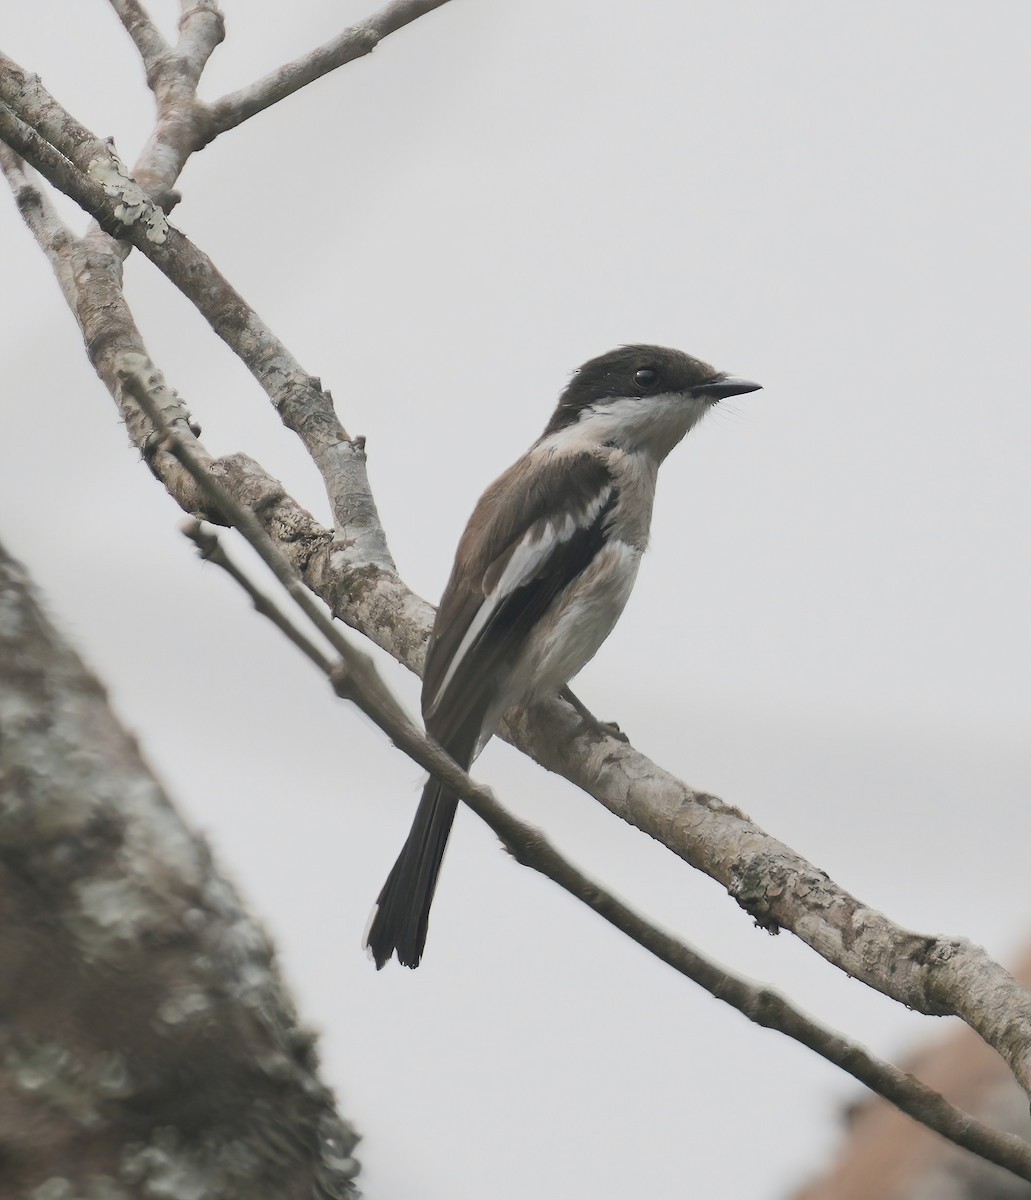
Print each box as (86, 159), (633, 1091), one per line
(693, 375), (762, 400)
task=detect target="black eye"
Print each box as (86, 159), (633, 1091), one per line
(634, 366), (659, 390)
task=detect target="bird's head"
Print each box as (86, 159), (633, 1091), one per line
(541, 344), (761, 461)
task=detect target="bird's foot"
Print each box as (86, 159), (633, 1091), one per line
(560, 687), (630, 743)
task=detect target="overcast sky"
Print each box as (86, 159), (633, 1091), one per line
(3, 3), (1030, 1197)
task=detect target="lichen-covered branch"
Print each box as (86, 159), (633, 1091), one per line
(0, 50), (118, 179)
(0, 537), (359, 1198)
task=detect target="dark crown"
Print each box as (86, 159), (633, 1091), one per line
(543, 344), (720, 436)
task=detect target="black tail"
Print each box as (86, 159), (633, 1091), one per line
(365, 776), (460, 969)
(366, 713), (483, 969)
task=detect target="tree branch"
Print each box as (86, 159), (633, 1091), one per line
(125, 377), (1031, 1187)
(0, 69), (393, 572)
(0, 29), (430, 577)
(107, 0), (171, 87)
(0, 141), (78, 305)
(5, 24), (1031, 1131)
(0, 53), (120, 182)
(0, 147), (336, 607)
(198, 0), (453, 145)
(174, 0), (226, 83)
(0, 144), (403, 672)
(126, 0), (224, 196)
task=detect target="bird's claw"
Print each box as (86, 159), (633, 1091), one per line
(560, 687), (630, 743)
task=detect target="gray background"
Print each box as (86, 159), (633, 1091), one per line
(2, 2), (1029, 1196)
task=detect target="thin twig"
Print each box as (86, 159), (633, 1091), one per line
(119, 364), (405, 726)
(0, 142), (78, 307)
(141, 377), (1031, 1185)
(181, 520), (335, 672)
(198, 0), (452, 145)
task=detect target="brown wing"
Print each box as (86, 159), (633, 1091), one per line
(421, 450), (616, 748)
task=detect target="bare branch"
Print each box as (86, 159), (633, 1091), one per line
(175, 0), (226, 84)
(183, 519), (337, 671)
(0, 161), (332, 614)
(108, 0), (171, 85)
(0, 143), (78, 306)
(0, 98), (99, 213)
(199, 0), (452, 144)
(7, 25), (1031, 1139)
(791, 949), (1031, 1198)
(0, 52), (118, 172)
(0, 143), (69, 241)
(123, 361), (410, 734)
(505, 698), (1031, 1093)
(0, 71), (392, 570)
(104, 2), (224, 203)
(129, 399), (1031, 1186)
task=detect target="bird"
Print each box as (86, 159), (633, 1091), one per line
(364, 344), (761, 968)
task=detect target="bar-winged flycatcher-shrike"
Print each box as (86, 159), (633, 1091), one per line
(365, 344), (760, 968)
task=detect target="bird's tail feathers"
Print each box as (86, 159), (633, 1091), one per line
(364, 776), (459, 969)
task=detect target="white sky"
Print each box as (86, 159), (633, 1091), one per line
(2, 2), (1030, 1197)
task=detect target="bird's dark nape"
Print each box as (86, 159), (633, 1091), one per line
(365, 777), (460, 969)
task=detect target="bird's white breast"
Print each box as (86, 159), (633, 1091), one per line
(508, 536), (642, 708)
